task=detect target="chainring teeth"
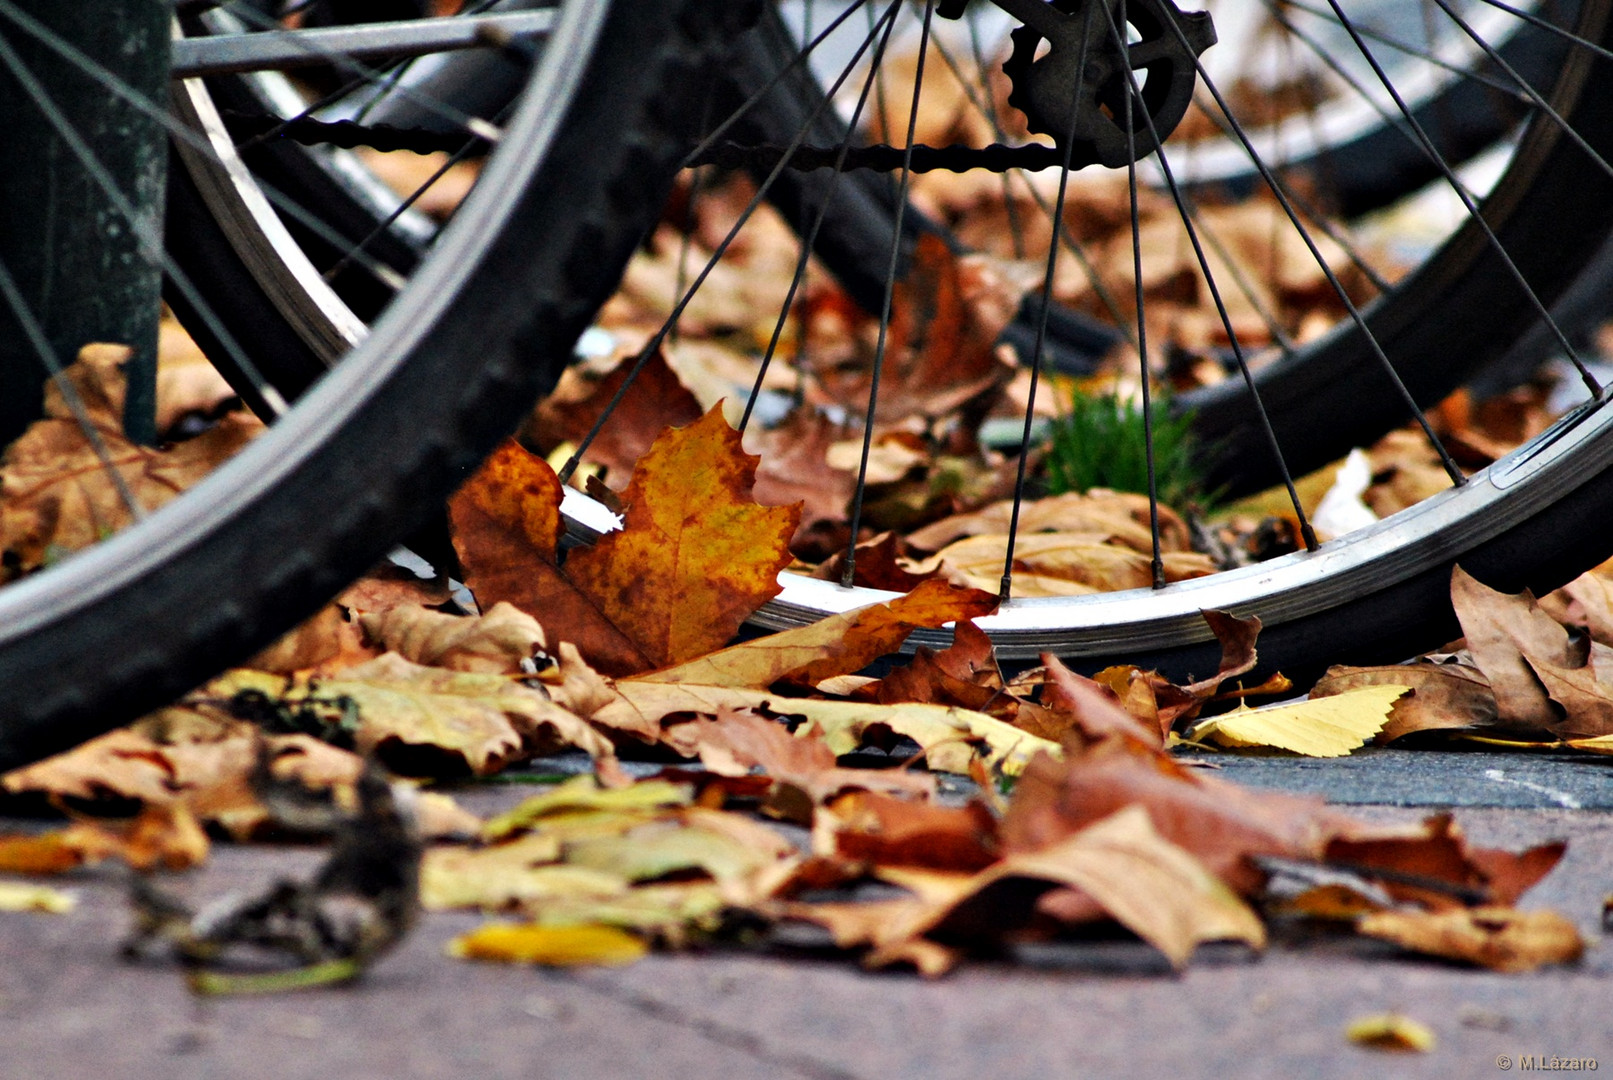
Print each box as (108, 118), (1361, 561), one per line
(999, 0), (1212, 167)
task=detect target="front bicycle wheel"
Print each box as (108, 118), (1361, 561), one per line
(0, 0), (743, 771)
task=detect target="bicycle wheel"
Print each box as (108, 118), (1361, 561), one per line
(0, 0), (744, 772)
(552, 0), (1613, 686)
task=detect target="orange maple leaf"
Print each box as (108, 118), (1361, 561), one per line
(450, 408), (800, 674)
(565, 406), (801, 668)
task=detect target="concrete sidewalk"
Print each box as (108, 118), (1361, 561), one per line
(2, 754), (1611, 1080)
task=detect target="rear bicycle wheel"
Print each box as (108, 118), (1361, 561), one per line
(0, 0), (742, 771)
(554, 0), (1613, 685)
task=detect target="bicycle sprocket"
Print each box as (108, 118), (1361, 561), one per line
(1000, 0), (1215, 167)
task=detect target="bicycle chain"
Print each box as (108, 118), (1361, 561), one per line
(227, 112), (1094, 173)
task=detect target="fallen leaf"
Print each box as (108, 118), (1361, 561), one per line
(667, 709), (936, 812)
(317, 653), (611, 776)
(0, 344), (261, 578)
(638, 578), (998, 691)
(483, 775), (693, 841)
(1000, 743), (1351, 894)
(1185, 685), (1409, 757)
(1451, 566), (1579, 732)
(1324, 813), (1565, 908)
(1311, 662), (1497, 741)
(0, 832), (85, 875)
(875, 806), (1265, 970)
(906, 489), (1194, 555)
(422, 841), (624, 911)
(1357, 906), (1584, 973)
(449, 440), (652, 676)
(563, 814), (790, 885)
(1345, 1014), (1437, 1053)
(360, 602), (546, 674)
(526, 348), (703, 490)
(564, 406), (800, 668)
(1036, 655), (1164, 748)
(447, 922), (647, 966)
(0, 882), (75, 914)
(821, 792), (999, 872)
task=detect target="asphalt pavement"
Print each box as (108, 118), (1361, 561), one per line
(2, 751), (1611, 1080)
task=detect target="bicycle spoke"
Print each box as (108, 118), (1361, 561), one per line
(999, 2), (1099, 601)
(741, 6), (905, 434)
(845, 0), (940, 590)
(0, 254), (146, 520)
(0, 19), (293, 418)
(1101, 3), (1321, 551)
(1322, 0), (1602, 400)
(560, 0), (903, 487)
(1165, 7), (1473, 488)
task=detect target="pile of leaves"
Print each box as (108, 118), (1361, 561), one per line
(0, 351), (1590, 985)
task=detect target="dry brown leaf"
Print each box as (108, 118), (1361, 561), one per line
(747, 407), (856, 545)
(2, 706), (474, 841)
(563, 407), (800, 669)
(1357, 906), (1584, 973)
(871, 620), (1007, 716)
(1036, 655), (1164, 749)
(1000, 743), (1351, 894)
(860, 806), (1265, 971)
(320, 653), (612, 776)
(0, 344), (261, 578)
(249, 604), (371, 675)
(820, 791), (998, 872)
(1324, 813), (1565, 909)
(639, 578), (998, 691)
(525, 348), (702, 491)
(361, 602), (546, 674)
(907, 490), (1193, 555)
(914, 533), (1216, 596)
(337, 564), (452, 617)
(1312, 661), (1497, 741)
(1451, 566), (1581, 733)
(666, 709), (935, 812)
(816, 235), (1020, 424)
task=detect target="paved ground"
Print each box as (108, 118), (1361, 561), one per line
(3, 751), (1611, 1080)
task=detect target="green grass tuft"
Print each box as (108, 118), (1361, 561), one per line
(1041, 389), (1209, 509)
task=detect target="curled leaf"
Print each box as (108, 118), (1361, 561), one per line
(1345, 1014), (1437, 1053)
(360, 602), (546, 674)
(448, 922), (647, 967)
(1357, 905), (1584, 973)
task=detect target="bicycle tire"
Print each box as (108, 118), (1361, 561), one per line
(0, 0), (745, 772)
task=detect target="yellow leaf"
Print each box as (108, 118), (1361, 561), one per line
(0, 881), (75, 913)
(422, 840), (626, 911)
(1345, 1013), (1437, 1053)
(1186, 685), (1409, 757)
(563, 816), (791, 885)
(483, 775), (693, 841)
(447, 922), (647, 966)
